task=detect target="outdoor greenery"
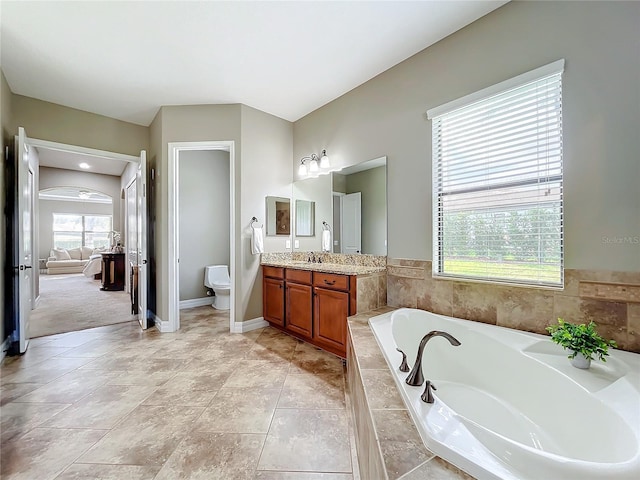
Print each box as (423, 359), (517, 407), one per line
(441, 206), (562, 283)
(442, 259), (560, 283)
(546, 318), (617, 362)
(443, 207), (561, 261)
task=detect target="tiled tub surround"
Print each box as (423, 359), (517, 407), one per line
(347, 308), (473, 480)
(262, 252), (388, 313)
(387, 259), (640, 353)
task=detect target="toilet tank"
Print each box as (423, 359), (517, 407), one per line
(204, 265), (230, 287)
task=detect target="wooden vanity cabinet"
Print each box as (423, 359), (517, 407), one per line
(262, 266), (356, 358)
(263, 266), (285, 326)
(285, 269), (313, 338)
(313, 273), (356, 355)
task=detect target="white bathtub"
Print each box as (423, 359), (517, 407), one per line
(369, 308), (640, 480)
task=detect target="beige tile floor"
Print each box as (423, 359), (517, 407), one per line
(0, 306), (359, 480)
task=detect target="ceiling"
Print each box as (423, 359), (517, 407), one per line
(36, 147), (131, 176)
(1, 1), (507, 127)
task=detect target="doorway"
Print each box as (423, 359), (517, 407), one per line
(21, 135), (145, 341)
(167, 141), (236, 333)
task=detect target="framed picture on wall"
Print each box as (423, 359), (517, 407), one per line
(275, 201), (291, 235)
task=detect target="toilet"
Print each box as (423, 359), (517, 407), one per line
(204, 265), (231, 310)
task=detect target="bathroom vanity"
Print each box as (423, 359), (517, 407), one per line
(263, 265), (356, 357)
(262, 253), (386, 358)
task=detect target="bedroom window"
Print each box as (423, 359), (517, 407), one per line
(427, 60), (564, 287)
(53, 213), (112, 250)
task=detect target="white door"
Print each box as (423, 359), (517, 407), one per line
(17, 127), (33, 353)
(137, 151), (148, 329)
(342, 192), (362, 254)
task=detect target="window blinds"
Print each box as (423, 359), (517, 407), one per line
(430, 61), (564, 287)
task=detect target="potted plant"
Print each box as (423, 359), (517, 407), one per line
(546, 318), (617, 369)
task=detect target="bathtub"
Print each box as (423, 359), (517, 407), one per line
(369, 308), (640, 480)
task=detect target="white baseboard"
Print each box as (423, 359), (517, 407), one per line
(233, 316), (269, 333)
(1, 336), (11, 363)
(179, 297), (212, 309)
(153, 313), (173, 333)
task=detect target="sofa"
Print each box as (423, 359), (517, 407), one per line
(46, 246), (105, 274)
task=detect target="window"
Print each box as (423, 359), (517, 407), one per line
(428, 60), (564, 287)
(53, 213), (112, 250)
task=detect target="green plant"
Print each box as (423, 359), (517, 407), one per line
(546, 318), (617, 362)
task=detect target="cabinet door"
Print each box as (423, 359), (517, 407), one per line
(263, 277), (285, 326)
(286, 282), (313, 338)
(314, 287), (349, 352)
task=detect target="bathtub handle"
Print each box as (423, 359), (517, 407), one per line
(421, 380), (437, 404)
(395, 348), (410, 372)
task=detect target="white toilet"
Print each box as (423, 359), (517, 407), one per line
(204, 265), (231, 310)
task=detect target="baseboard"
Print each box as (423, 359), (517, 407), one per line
(233, 316), (269, 333)
(153, 313), (173, 333)
(0, 336), (11, 363)
(179, 297), (212, 309)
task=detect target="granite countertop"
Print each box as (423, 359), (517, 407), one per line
(261, 259), (386, 276)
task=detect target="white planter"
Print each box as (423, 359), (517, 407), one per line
(570, 352), (591, 369)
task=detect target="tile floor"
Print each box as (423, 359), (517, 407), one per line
(0, 306), (359, 480)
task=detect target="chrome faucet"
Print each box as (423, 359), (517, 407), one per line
(405, 330), (461, 387)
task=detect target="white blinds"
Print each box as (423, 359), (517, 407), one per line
(430, 63), (564, 287)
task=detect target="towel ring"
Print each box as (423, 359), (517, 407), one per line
(251, 217), (263, 229)
(322, 221), (331, 231)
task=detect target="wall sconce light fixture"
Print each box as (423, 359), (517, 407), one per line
(299, 149), (330, 176)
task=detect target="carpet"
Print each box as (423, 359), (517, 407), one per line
(30, 273), (136, 338)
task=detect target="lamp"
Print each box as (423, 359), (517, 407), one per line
(299, 149), (330, 177)
(319, 149), (330, 168)
(298, 158), (308, 176)
(309, 154), (319, 172)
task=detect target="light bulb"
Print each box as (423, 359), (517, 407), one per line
(298, 161), (307, 176)
(309, 157), (319, 172)
(319, 150), (330, 168)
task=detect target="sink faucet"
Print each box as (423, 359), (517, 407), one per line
(405, 330), (461, 387)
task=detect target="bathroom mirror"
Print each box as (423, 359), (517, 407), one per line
(292, 174), (332, 251)
(331, 156), (387, 255)
(295, 200), (315, 236)
(291, 156), (386, 254)
(265, 196), (291, 236)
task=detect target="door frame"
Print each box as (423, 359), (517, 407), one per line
(167, 141), (236, 333)
(28, 138), (140, 164)
(27, 137), (142, 310)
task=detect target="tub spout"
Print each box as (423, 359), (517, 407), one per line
(405, 330), (461, 387)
